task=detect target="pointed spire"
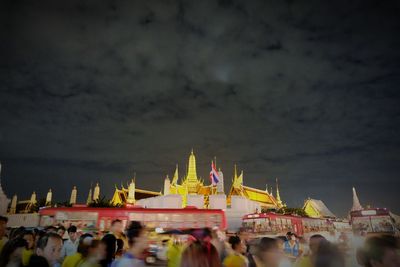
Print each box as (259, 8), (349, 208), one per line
(276, 178), (282, 207)
(70, 186), (77, 205)
(351, 187), (363, 211)
(10, 194), (17, 214)
(187, 149), (198, 183)
(270, 186), (274, 197)
(46, 189), (52, 206)
(171, 164), (179, 185)
(233, 164), (238, 181)
(265, 184), (269, 192)
(93, 183), (100, 201)
(86, 187), (93, 205)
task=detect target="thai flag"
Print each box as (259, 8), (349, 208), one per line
(209, 161), (220, 185)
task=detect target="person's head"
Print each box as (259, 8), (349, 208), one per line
(23, 231), (35, 250)
(228, 235), (245, 254)
(101, 234), (117, 262)
(309, 234), (327, 254)
(57, 226), (66, 238)
(314, 240), (345, 267)
(44, 226), (57, 234)
(126, 221), (147, 254)
(180, 241), (221, 267)
(254, 237), (281, 267)
(0, 216), (8, 238)
(357, 235), (400, 267)
(286, 232), (296, 241)
(110, 219), (123, 234)
(0, 237), (27, 266)
(36, 233), (63, 266)
(81, 238), (106, 261)
(275, 236), (287, 250)
(67, 225), (78, 241)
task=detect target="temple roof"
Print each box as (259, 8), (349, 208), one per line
(303, 198), (336, 218)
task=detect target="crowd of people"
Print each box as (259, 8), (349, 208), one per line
(0, 215), (399, 267)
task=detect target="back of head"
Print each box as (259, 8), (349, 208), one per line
(27, 255), (50, 267)
(314, 240), (344, 267)
(228, 235), (241, 250)
(101, 234), (117, 261)
(180, 241), (221, 267)
(0, 237), (27, 267)
(36, 233), (62, 251)
(253, 237), (278, 261)
(357, 235), (399, 267)
(126, 221), (144, 247)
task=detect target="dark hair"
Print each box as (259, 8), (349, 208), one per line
(276, 235), (287, 242)
(228, 235), (242, 250)
(357, 235), (399, 267)
(23, 230), (35, 238)
(0, 238), (27, 267)
(310, 234), (325, 240)
(0, 216), (8, 223)
(27, 255), (50, 267)
(111, 219), (122, 226)
(44, 226), (57, 233)
(126, 221), (144, 246)
(315, 240), (345, 267)
(57, 226), (66, 232)
(77, 233), (94, 254)
(101, 234), (117, 265)
(254, 237), (278, 260)
(36, 233), (62, 250)
(181, 241), (221, 267)
(67, 225), (77, 233)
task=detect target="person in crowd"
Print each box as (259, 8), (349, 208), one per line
(167, 235), (183, 267)
(112, 221), (148, 267)
(32, 233), (63, 267)
(62, 233), (93, 267)
(22, 231), (36, 266)
(0, 237), (27, 267)
(61, 226), (79, 258)
(252, 237), (282, 267)
(295, 234), (326, 267)
(57, 227), (66, 240)
(357, 235), (400, 267)
(314, 240), (344, 267)
(109, 220), (128, 249)
(100, 234), (117, 267)
(283, 232), (301, 260)
(0, 216), (9, 254)
(45, 226), (58, 234)
(115, 239), (124, 259)
(180, 240), (221, 267)
(79, 239), (106, 267)
(223, 235), (247, 267)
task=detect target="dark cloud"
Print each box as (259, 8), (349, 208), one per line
(1, 0), (400, 216)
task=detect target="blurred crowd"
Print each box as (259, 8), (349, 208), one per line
(0, 215), (399, 267)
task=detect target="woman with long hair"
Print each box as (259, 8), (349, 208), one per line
(0, 238), (28, 267)
(180, 240), (221, 267)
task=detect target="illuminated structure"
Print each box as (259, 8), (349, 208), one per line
(166, 150), (214, 206)
(227, 165), (282, 209)
(351, 187), (363, 211)
(303, 198), (336, 218)
(111, 178), (161, 206)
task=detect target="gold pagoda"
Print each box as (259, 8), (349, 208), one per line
(168, 149), (214, 206)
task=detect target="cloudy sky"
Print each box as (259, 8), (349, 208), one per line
(1, 0), (399, 216)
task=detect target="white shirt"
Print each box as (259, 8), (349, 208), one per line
(61, 238), (79, 258)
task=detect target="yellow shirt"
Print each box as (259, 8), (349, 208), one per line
(0, 237), (8, 254)
(62, 252), (83, 267)
(22, 248), (34, 266)
(295, 255), (312, 267)
(223, 253), (247, 267)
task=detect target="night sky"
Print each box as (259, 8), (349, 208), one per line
(1, 0), (400, 217)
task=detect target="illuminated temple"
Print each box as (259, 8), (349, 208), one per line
(111, 150), (284, 209)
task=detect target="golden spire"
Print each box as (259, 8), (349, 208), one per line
(233, 164), (238, 181)
(276, 178), (283, 207)
(186, 149), (198, 183)
(172, 164), (179, 185)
